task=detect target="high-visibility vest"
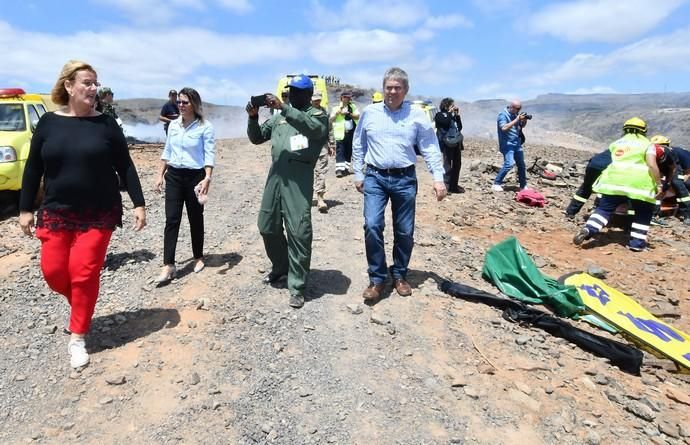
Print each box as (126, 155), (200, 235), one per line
(331, 102), (359, 141)
(593, 133), (656, 203)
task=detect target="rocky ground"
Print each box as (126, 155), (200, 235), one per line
(0, 137), (689, 445)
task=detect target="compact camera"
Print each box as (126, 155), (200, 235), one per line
(519, 112), (533, 120)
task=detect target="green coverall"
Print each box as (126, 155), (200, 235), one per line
(247, 105), (328, 297)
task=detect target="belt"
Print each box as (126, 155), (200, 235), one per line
(366, 164), (415, 175)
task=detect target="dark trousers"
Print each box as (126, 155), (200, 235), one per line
(584, 195), (654, 250)
(163, 166), (205, 265)
(441, 141), (462, 190)
(335, 129), (354, 171)
(566, 165), (603, 215)
(654, 170), (690, 217)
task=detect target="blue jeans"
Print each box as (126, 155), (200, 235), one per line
(363, 166), (417, 284)
(494, 146), (526, 188)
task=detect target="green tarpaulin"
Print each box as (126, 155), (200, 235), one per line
(481, 237), (584, 318)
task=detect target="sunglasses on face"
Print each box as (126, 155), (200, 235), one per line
(176, 100), (190, 105)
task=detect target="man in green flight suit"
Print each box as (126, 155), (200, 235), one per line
(246, 74), (329, 308)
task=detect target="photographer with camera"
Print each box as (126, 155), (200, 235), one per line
(493, 100), (529, 192)
(246, 75), (328, 308)
(434, 98), (464, 193)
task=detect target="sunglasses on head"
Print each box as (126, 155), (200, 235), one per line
(176, 100), (190, 105)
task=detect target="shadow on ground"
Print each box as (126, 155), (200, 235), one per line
(87, 308), (180, 353)
(103, 249), (156, 271)
(306, 269), (352, 301)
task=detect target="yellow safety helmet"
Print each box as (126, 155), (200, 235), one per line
(623, 117), (647, 134)
(650, 135), (670, 146)
(372, 91), (384, 103)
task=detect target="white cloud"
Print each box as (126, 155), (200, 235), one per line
(92, 0), (205, 25)
(527, 0), (686, 43)
(566, 86), (618, 95)
(423, 14), (473, 30)
(215, 0), (252, 14)
(310, 0), (427, 29)
(310, 29), (415, 65)
(526, 27), (690, 87)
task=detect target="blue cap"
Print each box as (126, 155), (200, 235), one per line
(288, 74), (313, 90)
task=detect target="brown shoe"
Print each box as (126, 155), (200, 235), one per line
(362, 283), (385, 301)
(393, 279), (412, 297)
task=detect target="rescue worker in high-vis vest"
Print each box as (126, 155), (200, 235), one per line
(648, 135), (690, 226)
(564, 148), (611, 218)
(246, 75), (329, 308)
(330, 90), (360, 177)
(573, 117), (660, 251)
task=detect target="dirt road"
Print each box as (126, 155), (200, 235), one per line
(0, 138), (688, 445)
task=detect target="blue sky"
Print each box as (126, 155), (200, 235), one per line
(2, 0), (689, 105)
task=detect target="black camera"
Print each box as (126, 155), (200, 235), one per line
(520, 112), (533, 120)
(250, 94), (268, 107)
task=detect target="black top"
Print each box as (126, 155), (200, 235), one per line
(160, 101), (180, 131)
(674, 146), (690, 171)
(434, 111), (463, 133)
(589, 148), (612, 171)
(20, 113), (145, 217)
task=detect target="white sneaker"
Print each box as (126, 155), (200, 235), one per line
(491, 184), (504, 192)
(68, 337), (89, 368)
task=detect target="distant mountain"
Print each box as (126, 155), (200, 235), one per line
(115, 90), (690, 148)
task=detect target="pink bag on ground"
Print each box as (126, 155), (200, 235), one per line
(515, 189), (547, 207)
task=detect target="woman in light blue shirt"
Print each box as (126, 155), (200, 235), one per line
(154, 87), (215, 284)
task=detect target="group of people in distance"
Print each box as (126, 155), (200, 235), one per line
(17, 60), (687, 370)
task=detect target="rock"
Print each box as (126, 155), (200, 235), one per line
(594, 373), (609, 385)
(261, 423), (273, 434)
(370, 312), (390, 326)
(679, 423), (690, 437)
(532, 256), (548, 268)
(516, 336), (529, 345)
(105, 374), (126, 385)
(545, 385), (554, 394)
(14, 375), (26, 382)
(189, 372), (201, 385)
(42, 325), (58, 335)
(586, 430), (601, 445)
(515, 381), (533, 396)
(346, 304), (363, 315)
(624, 401), (656, 421)
(586, 264), (607, 278)
(581, 377), (597, 392)
(63, 422), (75, 431)
(508, 388), (541, 411)
(463, 386), (481, 399)
(450, 375), (468, 387)
(187, 320), (198, 328)
(99, 397), (113, 405)
(658, 421), (680, 439)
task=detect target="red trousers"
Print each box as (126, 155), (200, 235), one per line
(35, 227), (113, 335)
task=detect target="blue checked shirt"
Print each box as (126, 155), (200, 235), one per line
(352, 101), (444, 182)
(162, 118), (216, 169)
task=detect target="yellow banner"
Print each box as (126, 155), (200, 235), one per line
(565, 273), (690, 371)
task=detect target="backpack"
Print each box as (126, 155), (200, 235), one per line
(515, 189), (547, 207)
(443, 120), (463, 147)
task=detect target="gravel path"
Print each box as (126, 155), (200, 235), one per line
(1, 138), (689, 445)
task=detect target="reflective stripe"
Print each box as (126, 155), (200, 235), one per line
(573, 194), (587, 203)
(631, 223), (650, 231)
(627, 210), (636, 215)
(679, 175), (686, 180)
(655, 200), (661, 205)
(591, 213), (608, 225)
(678, 196), (690, 203)
(630, 232), (647, 240)
(588, 220), (604, 230)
